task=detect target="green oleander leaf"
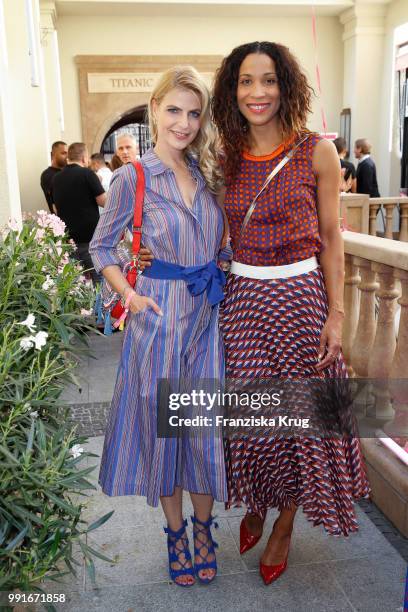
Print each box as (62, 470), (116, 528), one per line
(86, 510), (115, 533)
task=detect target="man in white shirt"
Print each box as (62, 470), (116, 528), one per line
(90, 153), (113, 191)
(90, 153), (113, 214)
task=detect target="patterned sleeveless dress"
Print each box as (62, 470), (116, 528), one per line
(221, 133), (370, 536)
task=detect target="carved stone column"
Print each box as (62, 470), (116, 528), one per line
(368, 263), (399, 421)
(369, 202), (378, 236)
(384, 203), (395, 239)
(343, 254), (360, 371)
(339, 3), (386, 163)
(399, 201), (408, 243)
(350, 257), (379, 377)
(0, 2), (22, 227)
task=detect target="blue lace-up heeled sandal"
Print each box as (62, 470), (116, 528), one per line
(190, 514), (219, 584)
(163, 519), (195, 587)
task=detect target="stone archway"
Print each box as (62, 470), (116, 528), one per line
(101, 105), (150, 156)
(104, 105), (147, 140)
(92, 100), (149, 154)
(75, 55), (223, 154)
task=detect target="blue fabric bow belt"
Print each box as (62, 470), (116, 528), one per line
(143, 258), (226, 306)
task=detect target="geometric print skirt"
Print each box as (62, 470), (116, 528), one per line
(220, 267), (370, 536)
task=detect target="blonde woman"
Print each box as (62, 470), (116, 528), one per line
(90, 67), (226, 587)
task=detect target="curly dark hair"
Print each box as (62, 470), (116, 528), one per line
(212, 41), (314, 184)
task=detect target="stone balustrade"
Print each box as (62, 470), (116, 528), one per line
(340, 195), (408, 242)
(369, 197), (408, 242)
(343, 231), (408, 438)
(343, 231), (408, 534)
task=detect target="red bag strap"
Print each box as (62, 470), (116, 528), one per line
(131, 161), (145, 260)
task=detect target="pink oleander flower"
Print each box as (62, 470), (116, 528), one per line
(35, 210), (66, 237)
(80, 308), (93, 316)
(8, 217), (21, 231)
(4, 218), (22, 238)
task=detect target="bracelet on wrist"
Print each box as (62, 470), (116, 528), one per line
(329, 306), (345, 316)
(122, 286), (133, 298)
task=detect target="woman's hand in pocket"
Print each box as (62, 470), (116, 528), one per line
(126, 288), (163, 316)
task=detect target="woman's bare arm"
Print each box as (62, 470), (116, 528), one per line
(102, 264), (162, 316)
(313, 139), (345, 370)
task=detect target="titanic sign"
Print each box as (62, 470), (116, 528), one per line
(87, 72), (214, 93)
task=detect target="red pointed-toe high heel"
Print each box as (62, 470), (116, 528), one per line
(239, 514), (264, 555)
(259, 536), (291, 585)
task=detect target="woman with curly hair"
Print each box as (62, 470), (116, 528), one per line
(90, 66), (227, 588)
(212, 42), (370, 584)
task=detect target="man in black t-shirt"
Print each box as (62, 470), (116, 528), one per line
(53, 142), (106, 284)
(40, 141), (68, 213)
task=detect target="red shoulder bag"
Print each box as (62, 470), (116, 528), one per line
(104, 161), (145, 326)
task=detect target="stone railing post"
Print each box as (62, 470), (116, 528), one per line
(384, 203), (395, 239)
(399, 200), (408, 243)
(385, 269), (408, 437)
(369, 201), (377, 236)
(342, 254), (360, 370)
(367, 263), (399, 421)
(350, 257), (379, 377)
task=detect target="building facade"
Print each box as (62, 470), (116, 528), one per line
(1, 0), (408, 225)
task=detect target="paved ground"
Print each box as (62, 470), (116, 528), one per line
(50, 332), (407, 612)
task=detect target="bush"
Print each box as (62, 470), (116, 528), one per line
(0, 212), (113, 604)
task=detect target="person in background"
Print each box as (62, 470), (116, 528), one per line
(115, 133), (139, 165)
(40, 141), (68, 213)
(110, 154), (123, 171)
(53, 142), (106, 285)
(354, 138), (380, 197)
(90, 153), (113, 215)
(90, 153), (113, 191)
(333, 137), (356, 193)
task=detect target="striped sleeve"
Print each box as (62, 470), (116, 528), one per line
(218, 242), (233, 262)
(89, 164), (136, 273)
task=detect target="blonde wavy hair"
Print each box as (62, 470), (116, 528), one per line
(148, 66), (223, 193)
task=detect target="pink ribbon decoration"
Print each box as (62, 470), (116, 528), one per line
(311, 6), (328, 134)
(112, 290), (134, 329)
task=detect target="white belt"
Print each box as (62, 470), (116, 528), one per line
(230, 256), (318, 280)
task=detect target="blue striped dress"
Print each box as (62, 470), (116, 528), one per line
(89, 148), (227, 506)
